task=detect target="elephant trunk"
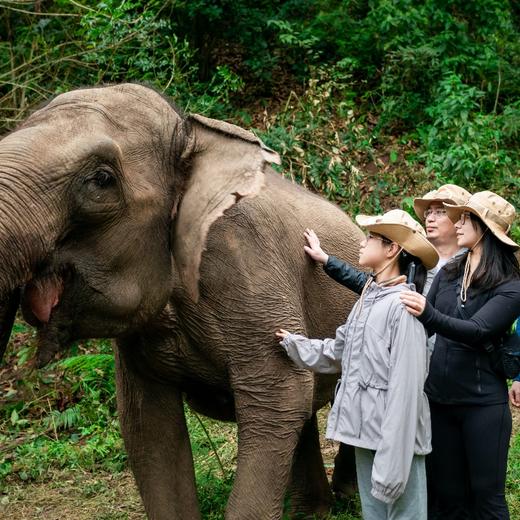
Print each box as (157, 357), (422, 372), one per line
(0, 172), (59, 295)
(0, 142), (63, 359)
(0, 290), (20, 361)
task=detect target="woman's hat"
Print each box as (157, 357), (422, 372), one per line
(413, 184), (472, 221)
(444, 191), (519, 250)
(355, 209), (439, 269)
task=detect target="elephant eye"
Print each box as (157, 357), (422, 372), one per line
(87, 168), (116, 188)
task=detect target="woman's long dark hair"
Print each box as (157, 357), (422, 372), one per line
(398, 250), (427, 294)
(445, 214), (520, 289)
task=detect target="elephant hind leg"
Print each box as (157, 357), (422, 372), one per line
(331, 442), (358, 499)
(287, 413), (333, 518)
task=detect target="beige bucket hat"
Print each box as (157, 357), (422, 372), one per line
(356, 209), (439, 269)
(413, 184), (472, 221)
(444, 191), (519, 250)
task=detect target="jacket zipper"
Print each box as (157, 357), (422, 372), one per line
(331, 291), (372, 438)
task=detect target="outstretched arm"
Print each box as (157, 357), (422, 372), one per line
(400, 286), (520, 348)
(276, 322), (347, 374)
(304, 228), (368, 295)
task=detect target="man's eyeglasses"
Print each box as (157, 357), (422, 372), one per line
(366, 232), (392, 244)
(424, 208), (447, 219)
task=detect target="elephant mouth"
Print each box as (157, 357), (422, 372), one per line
(21, 266), (72, 327)
(20, 266), (75, 367)
(0, 268), (69, 367)
(22, 273), (65, 326)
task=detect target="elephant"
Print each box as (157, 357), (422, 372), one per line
(0, 84), (364, 519)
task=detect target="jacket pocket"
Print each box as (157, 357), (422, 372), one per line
(358, 379), (388, 440)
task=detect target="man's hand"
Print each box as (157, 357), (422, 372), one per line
(509, 381), (520, 408)
(303, 228), (329, 265)
(400, 290), (426, 317)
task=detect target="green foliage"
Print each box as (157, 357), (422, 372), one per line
(0, 0), (248, 129)
(421, 73), (515, 181)
(43, 405), (81, 431)
(260, 60), (369, 210)
(350, 0), (518, 130)
(0, 337), (123, 483)
(418, 73), (520, 237)
(507, 429), (520, 519)
(77, 0), (196, 88)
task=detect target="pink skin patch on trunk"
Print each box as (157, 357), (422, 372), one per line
(25, 278), (63, 323)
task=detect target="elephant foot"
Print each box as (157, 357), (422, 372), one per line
(287, 497), (332, 519)
(331, 479), (358, 500)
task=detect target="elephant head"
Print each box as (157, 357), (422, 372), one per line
(0, 84), (279, 365)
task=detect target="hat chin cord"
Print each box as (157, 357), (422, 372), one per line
(373, 246), (404, 283)
(460, 229), (488, 303)
(356, 247), (404, 317)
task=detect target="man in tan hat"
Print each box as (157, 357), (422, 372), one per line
(412, 184), (471, 292)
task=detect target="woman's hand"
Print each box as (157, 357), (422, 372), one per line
(509, 381), (520, 408)
(303, 228), (329, 265)
(400, 290), (426, 316)
(275, 329), (290, 340)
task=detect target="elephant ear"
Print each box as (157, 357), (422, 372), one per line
(172, 114), (280, 302)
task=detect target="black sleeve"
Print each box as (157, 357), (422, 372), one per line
(418, 283), (520, 348)
(323, 255), (368, 295)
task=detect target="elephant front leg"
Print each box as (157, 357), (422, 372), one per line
(115, 347), (200, 520)
(227, 370), (316, 520)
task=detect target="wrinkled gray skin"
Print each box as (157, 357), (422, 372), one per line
(0, 84), (363, 519)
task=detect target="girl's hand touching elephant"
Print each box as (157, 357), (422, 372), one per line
(303, 228), (329, 265)
(275, 329), (290, 340)
(399, 290), (426, 316)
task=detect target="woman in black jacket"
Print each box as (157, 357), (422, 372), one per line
(400, 191), (520, 520)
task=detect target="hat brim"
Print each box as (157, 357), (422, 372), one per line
(356, 215), (439, 269)
(413, 197), (456, 222)
(444, 203), (519, 250)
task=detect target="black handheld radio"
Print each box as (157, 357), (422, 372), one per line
(407, 262), (416, 285)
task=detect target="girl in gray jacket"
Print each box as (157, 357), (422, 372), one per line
(276, 209), (439, 520)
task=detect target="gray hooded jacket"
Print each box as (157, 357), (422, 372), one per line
(281, 281), (431, 504)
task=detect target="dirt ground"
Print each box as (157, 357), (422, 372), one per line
(1, 406), (519, 519)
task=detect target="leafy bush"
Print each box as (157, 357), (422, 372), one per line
(260, 61), (369, 208)
(418, 73), (520, 238)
